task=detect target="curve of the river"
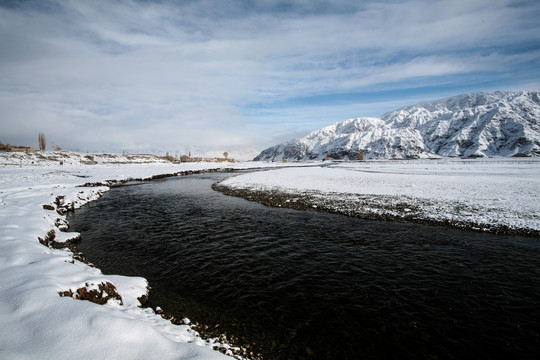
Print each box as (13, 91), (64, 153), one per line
(68, 171), (540, 360)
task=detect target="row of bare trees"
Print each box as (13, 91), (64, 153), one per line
(37, 133), (61, 151)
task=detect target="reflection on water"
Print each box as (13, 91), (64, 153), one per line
(69, 171), (540, 359)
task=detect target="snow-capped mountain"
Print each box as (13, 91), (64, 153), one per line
(254, 91), (540, 160)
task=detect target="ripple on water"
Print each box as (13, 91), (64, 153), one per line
(69, 172), (540, 360)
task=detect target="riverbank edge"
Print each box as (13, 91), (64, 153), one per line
(212, 183), (540, 238)
(45, 167), (254, 359)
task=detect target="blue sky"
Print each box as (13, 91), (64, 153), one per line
(1, 0), (539, 158)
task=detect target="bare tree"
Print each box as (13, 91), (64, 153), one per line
(0, 140), (9, 151)
(223, 151), (228, 160)
(38, 132), (46, 152)
(164, 151), (174, 162)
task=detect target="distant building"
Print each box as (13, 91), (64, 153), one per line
(9, 146), (36, 152)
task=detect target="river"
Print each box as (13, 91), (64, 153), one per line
(68, 170), (540, 359)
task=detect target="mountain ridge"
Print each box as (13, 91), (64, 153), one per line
(254, 90), (540, 160)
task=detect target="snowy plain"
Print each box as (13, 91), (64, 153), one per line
(219, 158), (540, 235)
(0, 154), (295, 360)
(2, 153), (540, 360)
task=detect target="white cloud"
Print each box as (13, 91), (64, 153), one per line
(1, 0), (539, 154)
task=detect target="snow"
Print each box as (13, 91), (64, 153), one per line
(254, 90), (540, 160)
(0, 153), (289, 360)
(219, 158), (540, 235)
(2, 151), (539, 359)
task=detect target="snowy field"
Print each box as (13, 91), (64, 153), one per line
(2, 154), (539, 360)
(218, 158), (540, 236)
(0, 155), (293, 360)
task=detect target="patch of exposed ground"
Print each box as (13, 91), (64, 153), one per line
(212, 183), (540, 237)
(59, 281), (123, 305)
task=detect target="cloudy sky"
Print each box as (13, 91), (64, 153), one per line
(1, 0), (539, 158)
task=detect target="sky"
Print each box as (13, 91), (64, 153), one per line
(1, 0), (539, 158)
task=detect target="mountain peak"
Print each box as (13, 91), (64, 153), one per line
(254, 90), (540, 161)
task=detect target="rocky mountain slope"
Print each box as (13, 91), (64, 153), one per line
(254, 91), (540, 160)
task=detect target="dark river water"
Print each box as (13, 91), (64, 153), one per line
(68, 171), (540, 360)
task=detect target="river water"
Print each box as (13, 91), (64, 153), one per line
(68, 171), (540, 359)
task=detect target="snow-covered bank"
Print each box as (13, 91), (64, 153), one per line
(0, 156), (286, 360)
(216, 159), (540, 236)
